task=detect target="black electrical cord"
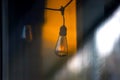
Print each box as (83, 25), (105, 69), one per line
(64, 0), (73, 8)
(45, 0), (73, 26)
(63, 15), (65, 25)
(45, 8), (60, 11)
(45, 0), (73, 11)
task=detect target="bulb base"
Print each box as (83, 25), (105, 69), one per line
(59, 25), (67, 36)
(55, 51), (68, 57)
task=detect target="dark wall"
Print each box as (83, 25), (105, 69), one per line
(77, 0), (120, 48)
(0, 1), (2, 78)
(7, 0), (45, 80)
(2, 0), (120, 80)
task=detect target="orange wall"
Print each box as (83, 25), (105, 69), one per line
(41, 0), (76, 74)
(42, 0), (76, 54)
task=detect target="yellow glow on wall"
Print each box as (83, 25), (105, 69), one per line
(42, 0), (76, 55)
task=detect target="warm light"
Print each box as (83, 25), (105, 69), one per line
(41, 0), (76, 73)
(55, 36), (68, 56)
(42, 0), (76, 56)
(55, 26), (68, 56)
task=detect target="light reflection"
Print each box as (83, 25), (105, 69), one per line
(53, 5), (120, 80)
(54, 43), (91, 80)
(67, 50), (89, 74)
(95, 6), (120, 58)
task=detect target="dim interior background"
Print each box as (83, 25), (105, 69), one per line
(2, 0), (120, 80)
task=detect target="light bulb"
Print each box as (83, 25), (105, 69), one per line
(25, 25), (32, 42)
(22, 25), (32, 42)
(55, 25), (68, 57)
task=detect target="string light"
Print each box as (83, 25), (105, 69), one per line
(45, 0), (73, 57)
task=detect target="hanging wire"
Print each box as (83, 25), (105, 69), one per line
(45, 0), (73, 11)
(45, 0), (73, 26)
(45, 8), (60, 11)
(64, 0), (73, 8)
(63, 14), (65, 25)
